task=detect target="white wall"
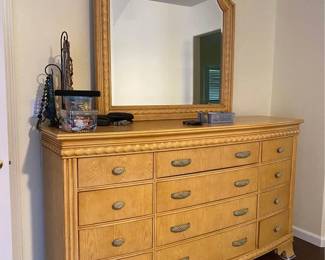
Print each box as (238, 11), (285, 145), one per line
(12, 0), (91, 259)
(271, 0), (325, 242)
(232, 0), (277, 115)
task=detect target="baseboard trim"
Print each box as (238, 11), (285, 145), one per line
(293, 226), (325, 248)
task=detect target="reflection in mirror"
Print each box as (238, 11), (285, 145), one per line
(110, 0), (223, 106)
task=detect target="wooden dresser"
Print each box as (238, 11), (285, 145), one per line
(41, 116), (302, 260)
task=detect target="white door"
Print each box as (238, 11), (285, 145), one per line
(0, 0), (13, 258)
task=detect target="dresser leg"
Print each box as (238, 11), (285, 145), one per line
(276, 241), (296, 260)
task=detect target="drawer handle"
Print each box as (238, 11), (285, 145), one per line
(232, 237), (248, 247)
(112, 201), (125, 210)
(171, 159), (192, 167)
(112, 238), (125, 247)
(234, 179), (250, 188)
(179, 257), (189, 260)
(235, 151), (251, 159)
(274, 225), (281, 233)
(274, 198), (280, 205)
(171, 190), (191, 200)
(275, 172), (283, 179)
(277, 147), (285, 154)
(170, 223), (191, 233)
(112, 167), (126, 176)
(233, 208), (249, 217)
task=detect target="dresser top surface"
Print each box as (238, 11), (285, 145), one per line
(41, 116), (303, 141)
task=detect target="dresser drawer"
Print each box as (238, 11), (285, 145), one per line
(156, 223), (256, 260)
(79, 184), (153, 225)
(79, 219), (153, 260)
(78, 153), (153, 188)
(260, 160), (291, 190)
(259, 186), (290, 217)
(259, 211), (289, 247)
(122, 254), (152, 260)
(262, 138), (293, 162)
(156, 195), (257, 246)
(157, 167), (258, 212)
(156, 143), (259, 178)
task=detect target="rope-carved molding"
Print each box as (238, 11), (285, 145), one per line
(42, 128), (300, 158)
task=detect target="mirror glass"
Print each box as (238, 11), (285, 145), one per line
(110, 0), (223, 106)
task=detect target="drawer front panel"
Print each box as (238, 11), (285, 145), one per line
(156, 196), (257, 246)
(78, 153), (153, 187)
(79, 219), (153, 260)
(123, 254), (153, 260)
(259, 186), (290, 217)
(156, 223), (256, 260)
(157, 168), (258, 212)
(260, 160), (291, 190)
(220, 143), (260, 168)
(79, 184), (153, 225)
(156, 143), (259, 178)
(259, 211), (289, 247)
(262, 138), (293, 162)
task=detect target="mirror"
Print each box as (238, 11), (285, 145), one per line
(111, 0), (223, 106)
(94, 0), (235, 119)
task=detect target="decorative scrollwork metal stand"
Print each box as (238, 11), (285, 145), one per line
(36, 31), (74, 129)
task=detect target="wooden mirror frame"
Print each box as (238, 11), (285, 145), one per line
(94, 0), (235, 120)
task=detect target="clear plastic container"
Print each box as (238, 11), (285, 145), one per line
(63, 96), (94, 111)
(61, 110), (98, 132)
(207, 112), (235, 124)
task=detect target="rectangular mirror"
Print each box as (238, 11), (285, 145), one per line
(94, 0), (235, 119)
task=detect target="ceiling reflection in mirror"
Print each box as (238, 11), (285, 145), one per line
(110, 0), (223, 106)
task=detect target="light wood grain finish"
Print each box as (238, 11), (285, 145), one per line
(79, 219), (153, 260)
(259, 160), (291, 190)
(79, 184), (152, 225)
(156, 195), (257, 246)
(43, 148), (66, 260)
(259, 186), (290, 217)
(262, 137), (293, 162)
(78, 153), (153, 188)
(259, 211), (289, 248)
(122, 254), (152, 260)
(156, 142), (259, 178)
(156, 223), (256, 260)
(157, 167), (257, 212)
(41, 117), (302, 260)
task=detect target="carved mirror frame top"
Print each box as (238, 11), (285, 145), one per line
(94, 0), (235, 120)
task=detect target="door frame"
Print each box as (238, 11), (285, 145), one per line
(1, 0), (23, 259)
(0, 0), (13, 258)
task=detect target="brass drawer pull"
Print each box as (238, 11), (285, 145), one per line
(170, 223), (191, 233)
(171, 190), (191, 200)
(235, 151), (251, 159)
(275, 172), (283, 179)
(171, 159), (192, 167)
(232, 237), (248, 247)
(179, 257), (189, 260)
(112, 201), (125, 210)
(112, 167), (126, 176)
(233, 208), (249, 217)
(112, 238), (125, 247)
(274, 225), (281, 233)
(274, 198), (280, 205)
(234, 179), (250, 188)
(277, 147), (285, 154)
(0, 160), (3, 170)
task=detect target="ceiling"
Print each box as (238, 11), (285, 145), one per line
(150, 0), (208, 7)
